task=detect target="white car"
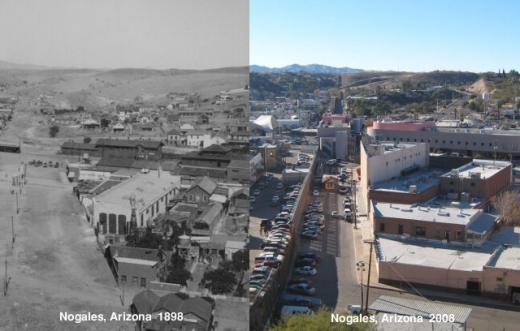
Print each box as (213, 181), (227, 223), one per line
(312, 190), (319, 197)
(276, 183), (284, 189)
(331, 211), (338, 218)
(295, 266), (317, 275)
(253, 189), (261, 196)
(272, 195), (280, 202)
(249, 196), (256, 203)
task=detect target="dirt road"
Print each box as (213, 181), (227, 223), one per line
(0, 153), (134, 331)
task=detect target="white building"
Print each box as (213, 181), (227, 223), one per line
(90, 172), (181, 243)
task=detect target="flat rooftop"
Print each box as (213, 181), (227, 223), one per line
(377, 235), (496, 271)
(94, 172), (180, 213)
(437, 127), (520, 136)
(442, 159), (510, 179)
(372, 201), (483, 226)
(487, 246), (520, 270)
(371, 168), (440, 193)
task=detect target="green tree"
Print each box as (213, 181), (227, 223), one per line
(49, 125), (60, 138)
(202, 268), (237, 294)
(269, 308), (374, 331)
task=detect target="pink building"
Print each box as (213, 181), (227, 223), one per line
(322, 112), (349, 124)
(371, 120), (436, 132)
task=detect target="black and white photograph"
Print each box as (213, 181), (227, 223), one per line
(0, 1), (249, 330)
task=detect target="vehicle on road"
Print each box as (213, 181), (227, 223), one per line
(43, 162), (48, 168)
(287, 278), (313, 286)
(252, 266), (272, 275)
(331, 211), (338, 218)
(276, 182), (284, 189)
(280, 305), (314, 317)
(294, 258), (317, 268)
(249, 196), (256, 203)
(299, 252), (321, 261)
(288, 284), (316, 295)
(312, 190), (319, 197)
(250, 274), (268, 282)
(300, 231), (318, 239)
(281, 297), (315, 309)
(253, 189), (261, 196)
(338, 186), (348, 194)
(294, 266), (317, 275)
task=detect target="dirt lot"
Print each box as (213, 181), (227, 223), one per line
(0, 153), (135, 330)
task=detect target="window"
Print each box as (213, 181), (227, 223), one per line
(456, 231), (462, 240)
(470, 182), (475, 187)
(379, 223), (386, 232)
(416, 226), (426, 236)
(457, 141), (461, 145)
(141, 278), (146, 288)
(502, 143), (508, 150)
(189, 194), (193, 201)
(450, 141), (453, 144)
(133, 277), (139, 285)
(121, 275), (127, 284)
(473, 142), (476, 146)
(449, 181), (454, 185)
(421, 139), (424, 142)
(512, 143), (518, 150)
(406, 138), (410, 142)
(442, 140), (445, 144)
(481, 143), (484, 146)
(203, 195), (208, 202)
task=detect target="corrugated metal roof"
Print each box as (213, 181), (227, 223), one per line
(368, 295), (472, 324)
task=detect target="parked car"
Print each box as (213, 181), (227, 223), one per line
(331, 211), (338, 218)
(252, 266), (272, 275)
(43, 162), (48, 168)
(312, 190), (319, 197)
(276, 183), (284, 189)
(250, 280), (266, 288)
(282, 297), (315, 309)
(253, 189), (261, 196)
(48, 161), (53, 167)
(294, 258), (317, 268)
(28, 160), (35, 165)
(338, 187), (348, 194)
(298, 252), (321, 261)
(249, 196), (256, 203)
(288, 283), (316, 296)
(294, 266), (317, 276)
(300, 231), (318, 239)
(250, 274), (268, 282)
(287, 278), (313, 286)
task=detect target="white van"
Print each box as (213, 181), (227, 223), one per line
(281, 305), (315, 317)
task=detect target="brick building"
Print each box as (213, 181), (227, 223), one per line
(95, 138), (164, 161)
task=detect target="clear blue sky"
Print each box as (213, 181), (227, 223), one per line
(251, 0), (519, 72)
(0, 0), (248, 70)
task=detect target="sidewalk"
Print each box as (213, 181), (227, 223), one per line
(351, 178), (520, 312)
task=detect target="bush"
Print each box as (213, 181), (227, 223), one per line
(49, 125), (60, 138)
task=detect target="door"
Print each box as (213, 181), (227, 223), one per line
(398, 225), (404, 235)
(466, 280), (481, 295)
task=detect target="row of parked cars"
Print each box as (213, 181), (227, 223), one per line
(28, 159), (59, 168)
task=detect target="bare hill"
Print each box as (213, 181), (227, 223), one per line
(1, 67), (248, 110)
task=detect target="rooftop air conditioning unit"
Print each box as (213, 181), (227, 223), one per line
(409, 185), (417, 193)
(451, 169), (459, 176)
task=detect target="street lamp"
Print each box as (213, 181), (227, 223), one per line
(356, 261), (366, 309)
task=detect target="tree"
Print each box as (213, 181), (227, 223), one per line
(202, 268), (237, 294)
(490, 189), (520, 226)
(268, 308), (374, 331)
(83, 137), (92, 144)
(100, 118), (110, 128)
(231, 249), (248, 272)
(49, 125), (60, 138)
(165, 249), (192, 286)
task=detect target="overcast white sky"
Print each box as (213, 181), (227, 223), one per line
(0, 0), (248, 70)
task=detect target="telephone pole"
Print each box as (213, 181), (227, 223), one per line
(364, 239), (375, 315)
(11, 216), (15, 249)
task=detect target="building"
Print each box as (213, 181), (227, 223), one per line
(249, 152), (264, 184)
(181, 177), (218, 205)
(186, 130), (207, 147)
(90, 173), (181, 244)
(131, 290), (214, 331)
(167, 128), (183, 145)
(322, 175), (339, 192)
(181, 144), (246, 169)
(226, 159), (250, 184)
(249, 143), (282, 171)
(360, 141), (430, 208)
(439, 160), (512, 202)
(367, 120), (520, 160)
(105, 246), (167, 288)
(95, 138), (164, 161)
(372, 201), (498, 243)
(60, 141), (101, 157)
(377, 235), (520, 300)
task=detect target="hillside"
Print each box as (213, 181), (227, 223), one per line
(251, 64), (363, 74)
(0, 67), (249, 110)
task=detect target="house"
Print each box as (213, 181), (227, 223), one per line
(186, 131), (208, 147)
(105, 246), (168, 288)
(179, 123), (196, 134)
(60, 141), (101, 157)
(182, 176), (218, 205)
(167, 129), (183, 145)
(112, 123), (125, 133)
(203, 131), (227, 148)
(226, 159), (250, 184)
(322, 175), (339, 191)
(140, 123), (155, 132)
(95, 138), (164, 161)
(131, 291), (214, 331)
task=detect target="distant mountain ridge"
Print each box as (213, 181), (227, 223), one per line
(0, 60), (54, 70)
(250, 63), (364, 74)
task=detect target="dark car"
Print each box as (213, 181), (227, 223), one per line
(282, 297), (315, 309)
(261, 219), (273, 229)
(54, 162), (59, 168)
(299, 252), (321, 261)
(294, 258), (317, 268)
(287, 278), (313, 286)
(300, 231), (318, 239)
(288, 284), (316, 295)
(28, 160), (35, 165)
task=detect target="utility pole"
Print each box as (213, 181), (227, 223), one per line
(364, 239), (374, 314)
(4, 260), (11, 296)
(356, 261), (366, 309)
(11, 216), (15, 249)
(15, 192), (19, 214)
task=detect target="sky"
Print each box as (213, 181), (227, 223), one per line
(0, 0), (248, 70)
(251, 0), (520, 73)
